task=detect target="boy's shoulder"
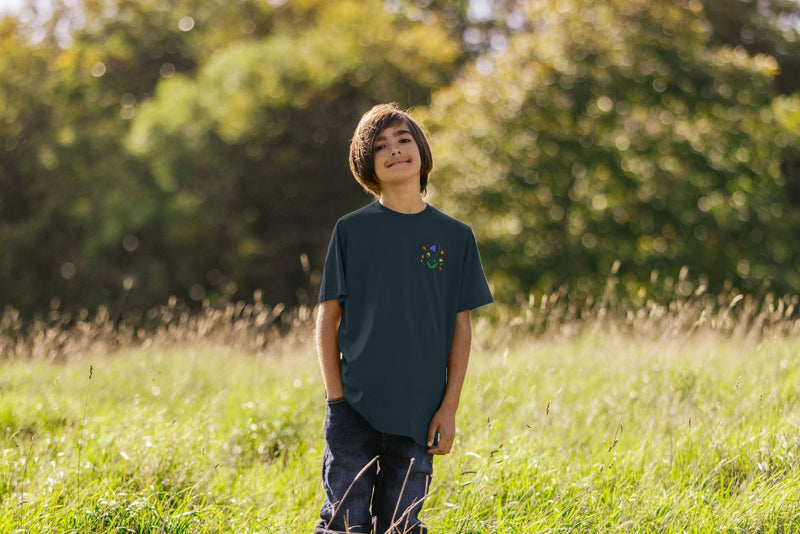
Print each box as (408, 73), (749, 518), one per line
(337, 201), (383, 225)
(426, 204), (473, 232)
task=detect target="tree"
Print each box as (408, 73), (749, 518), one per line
(0, 15), (69, 314)
(423, 0), (800, 303)
(126, 0), (458, 311)
(700, 0), (800, 213)
(1, 0), (457, 317)
(396, 0), (531, 58)
(0, 0), (208, 316)
(701, 0), (800, 95)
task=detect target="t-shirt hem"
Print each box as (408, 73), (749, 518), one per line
(347, 396), (429, 447)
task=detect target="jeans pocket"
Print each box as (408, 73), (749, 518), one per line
(324, 397), (356, 442)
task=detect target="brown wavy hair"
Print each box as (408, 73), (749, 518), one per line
(349, 103), (433, 197)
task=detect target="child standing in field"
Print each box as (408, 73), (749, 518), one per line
(314, 103), (493, 534)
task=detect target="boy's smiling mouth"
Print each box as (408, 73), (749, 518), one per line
(387, 159), (411, 167)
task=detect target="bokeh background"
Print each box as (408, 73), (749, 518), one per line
(2, 0), (800, 323)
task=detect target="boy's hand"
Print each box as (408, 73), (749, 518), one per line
(427, 406), (456, 455)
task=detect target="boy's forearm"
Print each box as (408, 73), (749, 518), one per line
(441, 310), (472, 412)
(427, 310), (472, 454)
(316, 300), (344, 399)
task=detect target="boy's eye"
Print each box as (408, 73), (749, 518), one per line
(373, 144), (385, 152)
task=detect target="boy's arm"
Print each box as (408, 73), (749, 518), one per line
(316, 299), (344, 400)
(427, 309), (472, 455)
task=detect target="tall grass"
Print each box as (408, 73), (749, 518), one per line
(0, 290), (304, 362)
(1, 283), (800, 532)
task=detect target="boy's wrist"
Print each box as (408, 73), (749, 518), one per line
(326, 386), (344, 399)
(439, 398), (459, 413)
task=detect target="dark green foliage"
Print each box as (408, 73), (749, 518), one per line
(0, 0), (457, 317)
(424, 0), (800, 303)
(1, 0), (799, 318)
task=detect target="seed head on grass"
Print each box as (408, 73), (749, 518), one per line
(608, 419), (622, 453)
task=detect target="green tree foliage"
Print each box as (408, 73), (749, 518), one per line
(701, 0), (800, 95)
(0, 16), (67, 314)
(0, 0), (234, 315)
(396, 0), (530, 58)
(0, 0), (456, 317)
(126, 0), (458, 311)
(424, 0), (800, 303)
(2, 0), (800, 319)
(700, 0), (800, 211)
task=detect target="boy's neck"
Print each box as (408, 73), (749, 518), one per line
(379, 188), (426, 214)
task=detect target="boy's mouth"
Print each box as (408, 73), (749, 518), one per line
(387, 159), (411, 167)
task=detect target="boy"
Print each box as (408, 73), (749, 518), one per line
(314, 103), (493, 534)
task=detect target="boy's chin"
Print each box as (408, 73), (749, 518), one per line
(377, 175), (422, 189)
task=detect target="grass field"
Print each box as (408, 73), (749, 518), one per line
(2, 293), (800, 533)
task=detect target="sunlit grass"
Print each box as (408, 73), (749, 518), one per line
(427, 330), (800, 532)
(1, 344), (322, 532)
(1, 288), (800, 532)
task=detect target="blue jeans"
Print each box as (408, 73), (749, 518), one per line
(315, 397), (434, 534)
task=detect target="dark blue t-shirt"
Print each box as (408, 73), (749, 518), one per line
(318, 200), (493, 446)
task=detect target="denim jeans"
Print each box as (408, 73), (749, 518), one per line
(314, 397), (434, 534)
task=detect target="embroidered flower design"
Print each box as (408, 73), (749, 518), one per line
(420, 242), (444, 271)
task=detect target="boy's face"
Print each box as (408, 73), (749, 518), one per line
(372, 121), (422, 190)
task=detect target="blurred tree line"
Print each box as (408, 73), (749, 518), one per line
(1, 0), (799, 321)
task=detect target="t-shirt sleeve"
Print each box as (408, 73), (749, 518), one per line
(318, 220), (348, 304)
(457, 229), (494, 312)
